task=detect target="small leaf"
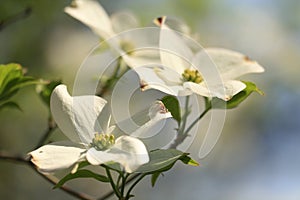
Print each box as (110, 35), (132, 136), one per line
(0, 63), (22, 95)
(54, 169), (109, 189)
(0, 63), (40, 102)
(36, 79), (62, 106)
(151, 172), (161, 187)
(179, 156), (199, 166)
(136, 149), (182, 173)
(211, 81), (264, 109)
(161, 95), (181, 124)
(137, 149), (197, 174)
(0, 101), (22, 111)
(102, 162), (123, 173)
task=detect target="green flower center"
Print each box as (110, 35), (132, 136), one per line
(120, 40), (135, 55)
(91, 133), (115, 151)
(182, 69), (203, 83)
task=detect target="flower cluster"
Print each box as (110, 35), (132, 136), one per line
(27, 0), (264, 199)
(29, 85), (155, 173)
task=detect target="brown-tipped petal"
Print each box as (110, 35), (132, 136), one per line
(28, 142), (86, 174)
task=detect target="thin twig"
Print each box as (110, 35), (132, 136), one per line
(120, 173), (127, 197)
(97, 59), (129, 97)
(97, 59), (122, 97)
(169, 96), (191, 149)
(0, 150), (95, 200)
(125, 174), (146, 199)
(35, 118), (57, 148)
(169, 104), (211, 149)
(0, 150), (29, 163)
(0, 7), (32, 31)
(179, 96), (190, 134)
(98, 173), (140, 200)
(33, 166), (95, 200)
(183, 105), (211, 136)
(105, 167), (121, 198)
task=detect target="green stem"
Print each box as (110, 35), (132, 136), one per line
(170, 98), (211, 149)
(35, 117), (56, 148)
(120, 173), (129, 198)
(97, 58), (128, 97)
(97, 174), (140, 200)
(105, 167), (121, 198)
(116, 172), (122, 189)
(179, 96), (190, 135)
(183, 104), (211, 136)
(125, 174), (147, 199)
(169, 96), (190, 148)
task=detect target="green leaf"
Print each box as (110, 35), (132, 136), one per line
(102, 162), (123, 173)
(136, 149), (197, 174)
(0, 63), (22, 95)
(151, 172), (161, 187)
(211, 81), (264, 109)
(161, 95), (181, 124)
(36, 79), (62, 106)
(179, 156), (199, 166)
(0, 101), (22, 111)
(54, 169), (109, 189)
(0, 63), (40, 103)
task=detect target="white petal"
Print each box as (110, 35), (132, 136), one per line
(184, 80), (246, 101)
(28, 142), (86, 174)
(154, 65), (184, 86)
(148, 101), (171, 119)
(221, 80), (246, 100)
(135, 65), (184, 96)
(50, 84), (107, 144)
(110, 11), (139, 33)
(122, 53), (160, 69)
(72, 50), (117, 96)
(114, 136), (150, 172)
(65, 0), (114, 39)
(86, 147), (123, 166)
(110, 69), (170, 135)
(131, 101), (172, 138)
(163, 16), (191, 35)
(203, 48), (265, 80)
(86, 136), (149, 173)
(104, 115), (116, 134)
(158, 17), (193, 74)
(183, 82), (212, 98)
(120, 27), (160, 55)
(117, 28), (161, 68)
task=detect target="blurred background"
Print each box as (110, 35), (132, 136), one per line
(1, 0), (300, 199)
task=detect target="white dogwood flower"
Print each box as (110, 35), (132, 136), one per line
(29, 85), (170, 174)
(64, 0), (158, 68)
(135, 16), (264, 101)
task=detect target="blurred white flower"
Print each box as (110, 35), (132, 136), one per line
(65, 0), (159, 68)
(29, 85), (170, 173)
(135, 16), (264, 101)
